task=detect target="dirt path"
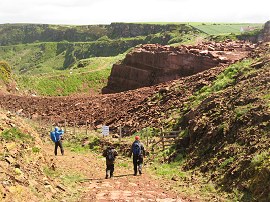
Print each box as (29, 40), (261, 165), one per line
(46, 143), (186, 201)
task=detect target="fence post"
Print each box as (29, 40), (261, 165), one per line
(64, 119), (67, 134)
(146, 128), (149, 147)
(161, 129), (164, 151)
(86, 121), (88, 136)
(73, 121), (76, 135)
(119, 125), (122, 142)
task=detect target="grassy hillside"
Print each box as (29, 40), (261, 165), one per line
(191, 23), (263, 35)
(0, 39), (144, 74)
(0, 23), (195, 46)
(15, 54), (125, 96)
(0, 24), (108, 46)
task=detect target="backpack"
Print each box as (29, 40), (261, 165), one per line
(106, 149), (115, 161)
(50, 131), (57, 143)
(132, 141), (141, 155)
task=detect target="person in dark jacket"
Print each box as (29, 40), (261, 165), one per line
(50, 127), (64, 156)
(102, 144), (118, 179)
(129, 136), (145, 176)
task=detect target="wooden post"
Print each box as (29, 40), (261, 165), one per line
(104, 107), (107, 125)
(146, 128), (149, 147)
(86, 121), (88, 136)
(119, 125), (122, 142)
(73, 121), (76, 135)
(64, 119), (67, 135)
(161, 129), (165, 151)
(189, 129), (192, 145)
(90, 116), (92, 130)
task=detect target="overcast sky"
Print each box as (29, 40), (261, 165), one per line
(0, 0), (269, 25)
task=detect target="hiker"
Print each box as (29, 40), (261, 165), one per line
(129, 136), (145, 176)
(102, 144), (118, 179)
(50, 127), (64, 156)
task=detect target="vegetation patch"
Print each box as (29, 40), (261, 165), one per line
(1, 127), (33, 142)
(0, 60), (11, 83)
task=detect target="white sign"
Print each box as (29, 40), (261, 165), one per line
(102, 126), (109, 136)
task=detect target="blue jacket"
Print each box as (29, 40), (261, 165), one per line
(50, 127), (64, 142)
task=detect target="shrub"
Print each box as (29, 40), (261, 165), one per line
(0, 60), (11, 83)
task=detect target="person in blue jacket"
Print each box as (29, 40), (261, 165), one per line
(50, 127), (65, 156)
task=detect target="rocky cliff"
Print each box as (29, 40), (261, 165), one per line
(102, 41), (254, 93)
(263, 21), (270, 42)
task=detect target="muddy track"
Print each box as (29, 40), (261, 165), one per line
(44, 142), (188, 202)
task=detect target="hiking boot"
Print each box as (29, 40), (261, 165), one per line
(139, 170), (142, 175)
(106, 170), (110, 179)
(134, 173), (137, 176)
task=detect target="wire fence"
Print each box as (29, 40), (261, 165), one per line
(7, 109), (182, 151)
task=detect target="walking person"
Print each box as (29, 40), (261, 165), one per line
(102, 143), (118, 179)
(129, 136), (145, 176)
(50, 127), (65, 156)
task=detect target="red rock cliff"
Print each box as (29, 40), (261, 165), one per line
(263, 21), (270, 42)
(102, 41), (253, 94)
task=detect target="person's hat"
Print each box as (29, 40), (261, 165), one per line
(135, 136), (140, 140)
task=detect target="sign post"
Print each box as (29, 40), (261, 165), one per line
(102, 126), (109, 137)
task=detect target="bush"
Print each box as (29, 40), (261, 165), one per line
(0, 60), (11, 82)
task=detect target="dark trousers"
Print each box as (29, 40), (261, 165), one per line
(133, 155), (143, 175)
(54, 141), (64, 155)
(106, 164), (114, 177)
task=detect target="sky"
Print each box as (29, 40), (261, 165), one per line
(0, 0), (269, 25)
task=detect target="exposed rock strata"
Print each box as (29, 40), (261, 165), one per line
(103, 41), (254, 93)
(263, 21), (270, 42)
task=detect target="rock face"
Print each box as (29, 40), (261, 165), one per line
(262, 21), (270, 42)
(102, 41), (253, 93)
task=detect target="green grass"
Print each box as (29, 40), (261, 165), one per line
(15, 54), (125, 96)
(43, 166), (61, 178)
(1, 127), (33, 142)
(251, 152), (269, 166)
(117, 162), (129, 168)
(220, 157), (234, 169)
(61, 173), (85, 186)
(234, 104), (256, 118)
(32, 146), (41, 153)
(192, 23), (263, 35)
(63, 133), (101, 153)
(190, 59), (254, 107)
(152, 161), (186, 179)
